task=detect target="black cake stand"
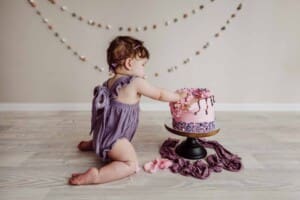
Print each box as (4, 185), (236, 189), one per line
(164, 120), (220, 160)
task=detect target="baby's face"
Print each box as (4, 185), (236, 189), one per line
(129, 57), (148, 78)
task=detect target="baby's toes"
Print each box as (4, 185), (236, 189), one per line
(77, 141), (84, 149)
(69, 176), (80, 185)
(68, 177), (75, 185)
(72, 173), (82, 177)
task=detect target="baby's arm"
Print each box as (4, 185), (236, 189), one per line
(134, 77), (187, 102)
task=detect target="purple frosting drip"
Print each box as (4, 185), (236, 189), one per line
(159, 138), (243, 179)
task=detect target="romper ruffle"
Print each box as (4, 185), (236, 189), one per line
(89, 75), (139, 162)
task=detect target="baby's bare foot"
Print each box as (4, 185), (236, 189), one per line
(69, 167), (100, 185)
(77, 140), (93, 151)
(71, 172), (83, 177)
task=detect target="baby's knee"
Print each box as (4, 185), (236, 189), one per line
(125, 160), (140, 174)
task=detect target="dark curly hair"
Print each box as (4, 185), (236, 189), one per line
(107, 36), (150, 72)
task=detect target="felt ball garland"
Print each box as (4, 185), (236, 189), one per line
(26, 0), (243, 77)
(45, 0), (216, 33)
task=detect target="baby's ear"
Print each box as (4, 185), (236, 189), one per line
(124, 58), (132, 71)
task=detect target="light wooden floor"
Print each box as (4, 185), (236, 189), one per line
(0, 111), (299, 200)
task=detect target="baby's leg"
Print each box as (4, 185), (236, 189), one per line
(77, 140), (93, 151)
(69, 138), (138, 185)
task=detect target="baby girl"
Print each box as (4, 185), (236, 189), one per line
(69, 36), (187, 185)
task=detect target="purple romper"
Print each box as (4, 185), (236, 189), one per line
(89, 75), (139, 162)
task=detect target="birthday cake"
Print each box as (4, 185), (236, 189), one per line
(169, 88), (216, 133)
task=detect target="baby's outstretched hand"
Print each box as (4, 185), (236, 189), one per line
(176, 91), (188, 100)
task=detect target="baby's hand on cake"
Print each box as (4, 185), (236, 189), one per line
(176, 91), (188, 100)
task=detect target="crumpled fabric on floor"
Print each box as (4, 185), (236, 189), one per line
(159, 138), (243, 179)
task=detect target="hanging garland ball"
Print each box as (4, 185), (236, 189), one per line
(28, 0), (36, 7)
(119, 27), (123, 31)
(226, 20), (230, 24)
(54, 32), (59, 37)
(97, 23), (102, 28)
(168, 68), (173, 73)
(79, 56), (86, 61)
(237, 3), (242, 10)
(94, 65), (104, 72)
(60, 6), (67, 11)
(199, 5), (204, 10)
(67, 45), (71, 50)
(231, 14), (236, 18)
(60, 38), (66, 43)
(183, 58), (190, 64)
(153, 24), (157, 29)
(42, 18), (49, 23)
(154, 73), (159, 77)
(135, 27), (141, 32)
(143, 26), (148, 31)
(72, 13), (76, 17)
(48, 0), (56, 4)
(36, 10), (41, 15)
(127, 27), (132, 32)
(173, 18), (178, 23)
(215, 33), (220, 37)
(165, 21), (170, 26)
(106, 25), (111, 30)
(183, 13), (188, 19)
(78, 16), (84, 21)
(195, 51), (200, 55)
(88, 20), (95, 25)
(48, 25), (53, 30)
(221, 26), (226, 31)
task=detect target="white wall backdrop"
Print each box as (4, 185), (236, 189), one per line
(0, 0), (299, 111)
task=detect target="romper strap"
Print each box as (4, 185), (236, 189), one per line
(109, 75), (135, 98)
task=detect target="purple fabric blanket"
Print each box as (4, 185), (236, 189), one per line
(159, 138), (243, 179)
